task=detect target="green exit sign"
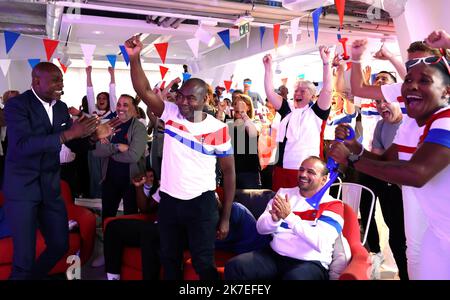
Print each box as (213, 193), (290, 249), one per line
(239, 22), (250, 36)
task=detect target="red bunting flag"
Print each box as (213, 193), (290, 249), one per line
(57, 58), (68, 73)
(154, 42), (168, 64)
(159, 65), (169, 80)
(273, 24), (280, 49)
(223, 80), (232, 92)
(43, 39), (59, 61)
(160, 81), (166, 90)
(335, 0), (346, 28)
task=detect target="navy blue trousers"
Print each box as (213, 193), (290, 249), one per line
(6, 196), (68, 280)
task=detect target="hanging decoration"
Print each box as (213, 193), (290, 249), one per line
(273, 23), (280, 50)
(217, 29), (231, 50)
(159, 65), (169, 80)
(106, 54), (117, 68)
(43, 39), (59, 61)
(154, 42), (169, 64)
(4, 31), (21, 54)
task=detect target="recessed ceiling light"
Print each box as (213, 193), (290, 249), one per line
(173, 54), (177, 57)
(92, 30), (104, 35)
(208, 36), (216, 47)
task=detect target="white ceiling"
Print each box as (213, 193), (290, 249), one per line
(1, 0), (397, 67)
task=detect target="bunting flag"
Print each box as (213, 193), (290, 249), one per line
(57, 58), (68, 73)
(217, 29), (230, 50)
(159, 65), (169, 80)
(0, 59), (11, 76)
(273, 23), (280, 49)
(28, 58), (41, 69)
(259, 26), (266, 48)
(119, 45), (130, 66)
(312, 7), (322, 45)
(160, 80), (166, 90)
(80, 43), (96, 66)
(43, 39), (59, 61)
(335, 0), (346, 29)
(4, 31), (21, 54)
(186, 38), (199, 59)
(154, 42), (169, 64)
(290, 17), (300, 48)
(182, 72), (192, 82)
(106, 54), (117, 68)
(223, 80), (232, 92)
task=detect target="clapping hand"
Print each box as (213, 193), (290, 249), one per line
(270, 193), (291, 221)
(95, 117), (122, 140)
(67, 115), (99, 140)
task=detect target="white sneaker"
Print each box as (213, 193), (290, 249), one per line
(370, 252), (385, 280)
(91, 254), (105, 267)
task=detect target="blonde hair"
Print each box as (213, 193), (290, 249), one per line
(232, 93), (255, 119)
(295, 80), (316, 96)
(206, 84), (214, 106)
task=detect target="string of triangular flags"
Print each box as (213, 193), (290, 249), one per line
(1, 0), (347, 77)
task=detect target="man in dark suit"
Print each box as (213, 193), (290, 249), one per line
(3, 62), (117, 280)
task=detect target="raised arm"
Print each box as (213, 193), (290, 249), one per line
(161, 77), (181, 100)
(350, 40), (385, 100)
(108, 66), (117, 112)
(263, 54), (283, 110)
(425, 29), (450, 49)
(317, 45), (333, 110)
(125, 35), (164, 117)
(333, 55), (346, 94)
(85, 66), (96, 115)
(331, 141), (450, 188)
(373, 43), (407, 80)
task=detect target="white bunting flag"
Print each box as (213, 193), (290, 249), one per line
(80, 43), (96, 66)
(186, 38), (200, 59)
(290, 17), (300, 48)
(0, 59), (11, 76)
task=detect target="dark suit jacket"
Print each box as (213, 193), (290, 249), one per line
(3, 90), (92, 202)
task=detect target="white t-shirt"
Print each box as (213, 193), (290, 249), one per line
(354, 96), (381, 151)
(324, 110), (357, 141)
(413, 107), (450, 241)
(159, 101), (233, 200)
(276, 103), (327, 170)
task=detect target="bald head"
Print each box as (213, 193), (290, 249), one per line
(176, 78), (208, 121)
(31, 62), (64, 102)
(32, 62), (61, 79)
(182, 78), (208, 99)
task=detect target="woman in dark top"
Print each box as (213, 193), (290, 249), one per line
(227, 94), (261, 189)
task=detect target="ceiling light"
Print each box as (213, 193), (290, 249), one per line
(92, 30), (104, 35)
(208, 37), (216, 47)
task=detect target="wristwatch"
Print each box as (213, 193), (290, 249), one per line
(347, 145), (364, 168)
(347, 153), (360, 168)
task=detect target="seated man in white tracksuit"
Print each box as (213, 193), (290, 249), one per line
(225, 156), (344, 280)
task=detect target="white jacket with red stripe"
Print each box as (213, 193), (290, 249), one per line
(257, 187), (344, 269)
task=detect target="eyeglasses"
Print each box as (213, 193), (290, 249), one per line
(405, 56), (450, 75)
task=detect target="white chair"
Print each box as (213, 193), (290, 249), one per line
(330, 182), (376, 246)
